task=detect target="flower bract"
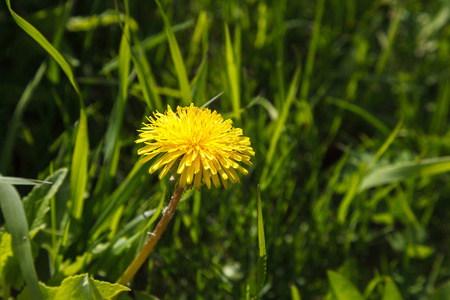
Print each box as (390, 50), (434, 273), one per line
(136, 104), (255, 189)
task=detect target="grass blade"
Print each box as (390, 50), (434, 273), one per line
(255, 185), (267, 298)
(370, 119), (403, 168)
(266, 66), (301, 165)
(326, 97), (390, 135)
(6, 0), (80, 96)
(290, 285), (302, 300)
(0, 176), (51, 186)
(69, 109), (89, 219)
(131, 32), (163, 111)
(118, 1), (131, 103)
(0, 183), (43, 300)
(98, 2), (132, 197)
(337, 173), (359, 224)
(186, 11), (208, 72)
(155, 0), (191, 105)
(375, 6), (402, 74)
(360, 156), (450, 191)
(299, 0), (324, 102)
(47, 1), (73, 85)
(100, 20), (194, 75)
(261, 66), (301, 187)
(224, 23), (241, 120)
(430, 80), (450, 134)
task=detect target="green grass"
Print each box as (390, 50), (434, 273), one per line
(2, 0), (450, 299)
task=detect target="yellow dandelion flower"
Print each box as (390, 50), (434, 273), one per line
(136, 104), (255, 190)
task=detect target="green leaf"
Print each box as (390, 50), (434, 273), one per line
(327, 270), (364, 300)
(155, 0), (191, 105)
(69, 109), (89, 219)
(0, 232), (13, 276)
(360, 156), (450, 191)
(6, 0), (80, 96)
(0, 183), (43, 300)
(0, 232), (24, 295)
(383, 278), (403, 300)
(18, 274), (130, 300)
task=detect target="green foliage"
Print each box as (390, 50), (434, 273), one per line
(327, 270), (364, 300)
(3, 0), (450, 299)
(18, 274), (129, 300)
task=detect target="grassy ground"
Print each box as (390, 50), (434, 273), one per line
(2, 0), (450, 299)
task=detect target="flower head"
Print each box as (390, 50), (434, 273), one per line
(136, 104), (255, 189)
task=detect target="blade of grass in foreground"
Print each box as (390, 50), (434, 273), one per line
(155, 0), (191, 105)
(0, 183), (43, 300)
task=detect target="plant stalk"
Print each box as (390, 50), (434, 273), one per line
(117, 186), (184, 285)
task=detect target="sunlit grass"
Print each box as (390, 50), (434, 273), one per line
(2, 0), (450, 299)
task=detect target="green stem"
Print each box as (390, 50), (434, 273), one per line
(117, 186), (184, 285)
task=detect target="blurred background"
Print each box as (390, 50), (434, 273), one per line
(2, 0), (450, 299)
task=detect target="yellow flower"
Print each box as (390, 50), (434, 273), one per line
(136, 104), (255, 189)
